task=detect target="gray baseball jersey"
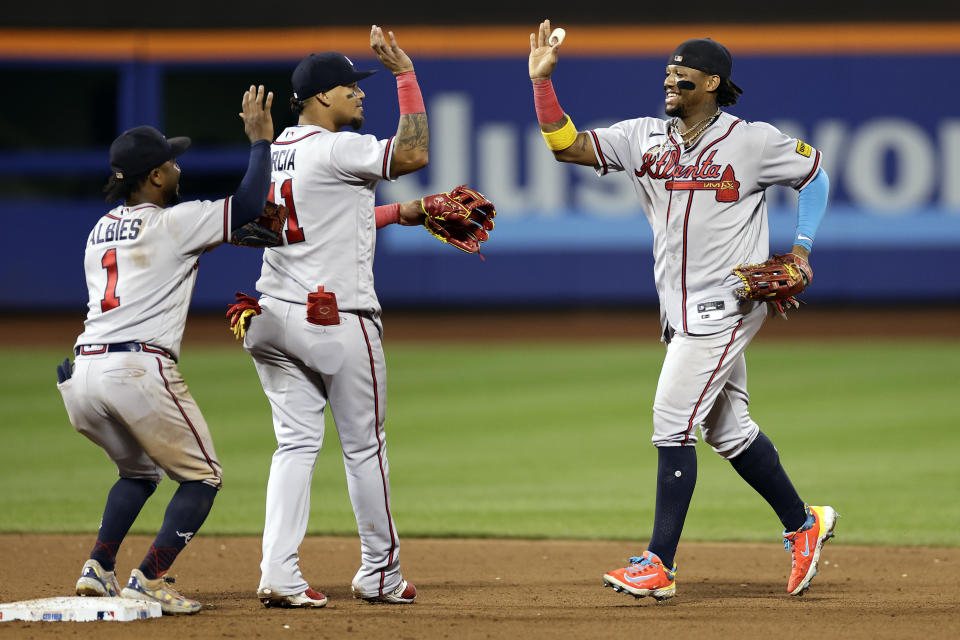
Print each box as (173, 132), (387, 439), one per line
(590, 112), (821, 336)
(255, 125), (396, 313)
(76, 199), (233, 360)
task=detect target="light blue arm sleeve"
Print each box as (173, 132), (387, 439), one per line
(794, 168), (829, 251)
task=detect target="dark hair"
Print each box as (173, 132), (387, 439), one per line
(103, 172), (148, 203)
(716, 78), (742, 107)
(290, 95), (305, 115)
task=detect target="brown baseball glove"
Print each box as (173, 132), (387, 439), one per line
(732, 253), (813, 315)
(229, 201), (287, 247)
(420, 185), (496, 256)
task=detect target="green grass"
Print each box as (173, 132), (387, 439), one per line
(1, 340), (957, 546)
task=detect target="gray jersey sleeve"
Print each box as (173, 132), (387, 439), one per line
(329, 132), (396, 183)
(166, 198), (230, 255)
(753, 121), (822, 190)
(588, 118), (667, 176)
(589, 119), (644, 176)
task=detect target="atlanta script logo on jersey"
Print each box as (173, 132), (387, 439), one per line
(635, 148), (741, 202)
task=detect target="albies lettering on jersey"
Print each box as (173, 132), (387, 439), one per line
(88, 216), (143, 247)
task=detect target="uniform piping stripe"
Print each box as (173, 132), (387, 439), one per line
(141, 343), (176, 361)
(382, 136), (394, 180)
(590, 130), (607, 175)
(273, 130), (321, 145)
(358, 316), (397, 596)
(695, 119), (742, 165)
(221, 197), (230, 244)
(105, 213), (122, 221)
(675, 119), (742, 333)
(665, 189), (674, 225)
(665, 131), (681, 225)
(155, 358), (220, 483)
(680, 196), (695, 333)
(682, 319), (743, 444)
(796, 150), (822, 190)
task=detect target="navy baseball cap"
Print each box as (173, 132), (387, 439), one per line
(109, 125), (190, 179)
(291, 52), (377, 100)
(669, 38), (742, 92)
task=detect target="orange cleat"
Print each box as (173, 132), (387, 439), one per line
(603, 550), (676, 602)
(783, 505), (839, 595)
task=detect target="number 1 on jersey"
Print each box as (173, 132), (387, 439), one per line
(269, 179), (305, 244)
(100, 248), (120, 312)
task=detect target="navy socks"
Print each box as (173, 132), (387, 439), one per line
(730, 431), (807, 531)
(647, 446), (697, 569)
(90, 478), (157, 571)
(139, 481), (218, 579)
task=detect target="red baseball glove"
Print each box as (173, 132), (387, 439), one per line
(732, 253), (813, 315)
(420, 185), (496, 255)
(226, 291), (261, 340)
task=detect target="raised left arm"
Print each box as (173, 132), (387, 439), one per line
(370, 26), (429, 176)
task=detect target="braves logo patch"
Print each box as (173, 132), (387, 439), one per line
(795, 140), (812, 158)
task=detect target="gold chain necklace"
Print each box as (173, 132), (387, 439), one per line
(672, 108), (721, 148)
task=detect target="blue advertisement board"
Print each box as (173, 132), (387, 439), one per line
(4, 51), (959, 308)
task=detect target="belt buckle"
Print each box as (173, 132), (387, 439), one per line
(80, 344), (107, 355)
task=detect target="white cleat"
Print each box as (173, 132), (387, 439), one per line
(257, 587), (328, 608)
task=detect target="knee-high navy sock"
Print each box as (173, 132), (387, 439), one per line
(647, 445), (697, 569)
(730, 431), (807, 531)
(139, 481), (218, 579)
(90, 478), (157, 571)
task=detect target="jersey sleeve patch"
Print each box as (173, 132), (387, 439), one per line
(795, 140), (813, 158)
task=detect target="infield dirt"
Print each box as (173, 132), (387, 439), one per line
(2, 535), (959, 639)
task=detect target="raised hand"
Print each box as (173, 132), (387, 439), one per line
(239, 84), (275, 144)
(529, 19), (562, 80)
(370, 25), (414, 76)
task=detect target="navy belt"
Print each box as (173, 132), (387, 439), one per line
(75, 342), (176, 362)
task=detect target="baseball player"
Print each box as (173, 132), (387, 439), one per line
(528, 20), (837, 601)
(237, 26), (432, 608)
(58, 85), (275, 614)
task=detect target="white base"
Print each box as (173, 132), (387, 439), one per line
(0, 596), (161, 622)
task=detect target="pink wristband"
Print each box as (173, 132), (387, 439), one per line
(375, 203), (401, 228)
(396, 71), (425, 115)
(532, 78), (564, 124)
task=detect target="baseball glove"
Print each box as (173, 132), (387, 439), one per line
(420, 185), (496, 255)
(226, 291), (261, 340)
(732, 253), (813, 315)
(229, 201), (287, 247)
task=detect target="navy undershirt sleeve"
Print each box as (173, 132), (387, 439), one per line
(230, 139), (272, 231)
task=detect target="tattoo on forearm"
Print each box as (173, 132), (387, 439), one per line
(576, 133), (589, 151)
(396, 113), (429, 152)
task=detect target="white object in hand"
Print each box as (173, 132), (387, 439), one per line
(549, 28), (566, 46)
